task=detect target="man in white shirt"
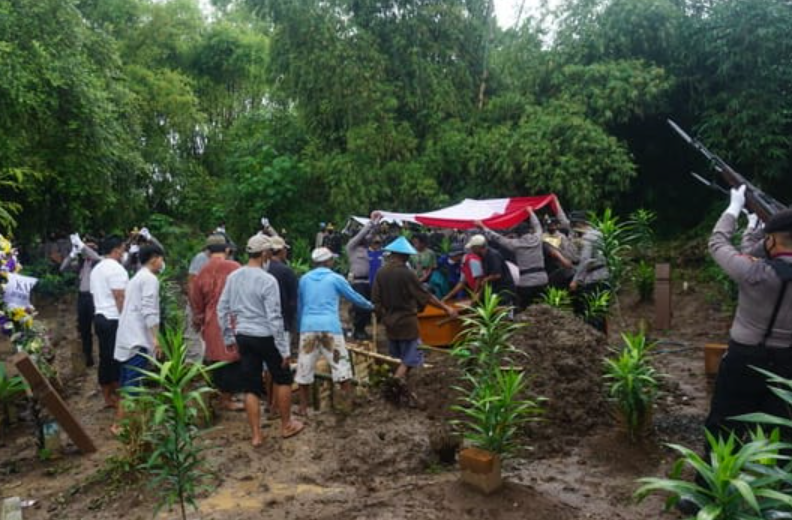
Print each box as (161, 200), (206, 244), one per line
(112, 244), (165, 434)
(90, 236), (129, 408)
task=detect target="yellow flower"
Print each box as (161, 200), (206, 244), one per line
(11, 307), (27, 322)
(0, 236), (10, 255)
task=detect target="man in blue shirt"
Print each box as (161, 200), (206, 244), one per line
(295, 247), (374, 416)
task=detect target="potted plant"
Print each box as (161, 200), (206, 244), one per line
(451, 287), (544, 494)
(0, 362), (28, 434)
(603, 331), (659, 442)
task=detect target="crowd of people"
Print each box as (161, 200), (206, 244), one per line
(60, 203), (610, 445)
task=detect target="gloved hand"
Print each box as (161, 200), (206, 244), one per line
(69, 246), (79, 259)
(726, 185), (746, 217)
(746, 213), (762, 231)
(139, 227), (151, 241)
(73, 233), (85, 250)
(261, 217), (270, 228)
(129, 244), (140, 255)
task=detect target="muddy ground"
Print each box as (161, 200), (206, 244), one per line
(0, 276), (732, 519)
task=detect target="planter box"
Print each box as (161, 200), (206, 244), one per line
(459, 447), (502, 494)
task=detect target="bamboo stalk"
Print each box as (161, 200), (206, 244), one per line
(346, 345), (433, 369)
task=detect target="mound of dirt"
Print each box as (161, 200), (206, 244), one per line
(514, 305), (610, 450)
(411, 305), (610, 455)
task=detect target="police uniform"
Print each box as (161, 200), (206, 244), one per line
(705, 209), (792, 440)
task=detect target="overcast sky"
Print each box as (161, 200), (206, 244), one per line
(494, 0), (559, 28)
(196, 0), (558, 29)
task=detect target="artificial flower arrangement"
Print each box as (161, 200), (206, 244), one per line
(1, 234), (56, 377)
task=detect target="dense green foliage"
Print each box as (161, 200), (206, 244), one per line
(2, 0), (790, 242)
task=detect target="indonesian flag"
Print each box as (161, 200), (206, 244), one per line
(378, 195), (560, 230)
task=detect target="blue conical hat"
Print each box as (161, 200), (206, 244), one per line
(384, 236), (417, 255)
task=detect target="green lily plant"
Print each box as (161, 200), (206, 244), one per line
(603, 331), (659, 442)
(542, 287), (573, 312)
(635, 430), (792, 519)
(450, 286), (544, 457)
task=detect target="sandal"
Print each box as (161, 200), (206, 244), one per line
(281, 420), (306, 439)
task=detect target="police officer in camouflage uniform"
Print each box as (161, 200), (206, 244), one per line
(706, 185), (792, 441)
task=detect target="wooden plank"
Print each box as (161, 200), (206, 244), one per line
(346, 345), (433, 368)
(1, 497), (22, 520)
(9, 353), (96, 454)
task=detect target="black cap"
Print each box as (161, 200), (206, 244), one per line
(765, 209), (792, 234)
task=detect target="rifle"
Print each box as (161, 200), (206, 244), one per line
(667, 119), (788, 222)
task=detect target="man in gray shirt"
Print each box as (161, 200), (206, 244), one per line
(346, 211), (381, 340)
(476, 208), (548, 309)
(705, 186), (792, 442)
(218, 234), (305, 446)
(60, 234), (101, 367)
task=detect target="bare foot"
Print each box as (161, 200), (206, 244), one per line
(281, 420), (306, 439)
(251, 436), (264, 447)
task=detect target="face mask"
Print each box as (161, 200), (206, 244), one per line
(122, 252), (129, 264)
(262, 260), (270, 271)
(159, 261), (166, 274)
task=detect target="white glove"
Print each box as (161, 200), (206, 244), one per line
(69, 246), (79, 259)
(139, 227), (151, 241)
(725, 185), (746, 218)
(73, 233), (85, 250)
(130, 244), (140, 255)
(261, 217), (270, 228)
(746, 213), (762, 231)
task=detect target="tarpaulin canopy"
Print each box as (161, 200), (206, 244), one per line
(378, 195), (560, 230)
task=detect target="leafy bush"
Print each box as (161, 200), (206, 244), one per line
(589, 208), (634, 292)
(450, 286), (544, 456)
(584, 288), (612, 322)
(452, 368), (543, 455)
(0, 362), (27, 425)
(129, 327), (221, 520)
(635, 430), (792, 518)
(542, 287), (573, 311)
(628, 209), (657, 253)
(631, 260), (655, 302)
(604, 331), (658, 441)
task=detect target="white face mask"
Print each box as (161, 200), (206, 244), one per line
(159, 261), (166, 274)
(121, 252), (129, 264)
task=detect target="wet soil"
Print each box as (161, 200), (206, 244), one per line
(0, 278), (732, 519)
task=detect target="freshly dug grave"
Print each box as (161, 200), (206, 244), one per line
(411, 304), (610, 455)
(514, 305), (610, 451)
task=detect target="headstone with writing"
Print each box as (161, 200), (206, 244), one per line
(3, 274), (38, 309)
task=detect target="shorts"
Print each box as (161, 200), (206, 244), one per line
(294, 332), (352, 385)
(119, 353), (149, 392)
(388, 339), (423, 368)
(207, 359), (246, 394)
(236, 334), (293, 396)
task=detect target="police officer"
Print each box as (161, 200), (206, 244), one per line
(706, 185), (792, 441)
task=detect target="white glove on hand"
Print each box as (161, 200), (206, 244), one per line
(130, 244), (140, 255)
(726, 185), (746, 218)
(69, 246), (79, 259)
(139, 227), (151, 241)
(746, 213), (762, 231)
(261, 217), (270, 228)
(73, 233), (85, 250)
